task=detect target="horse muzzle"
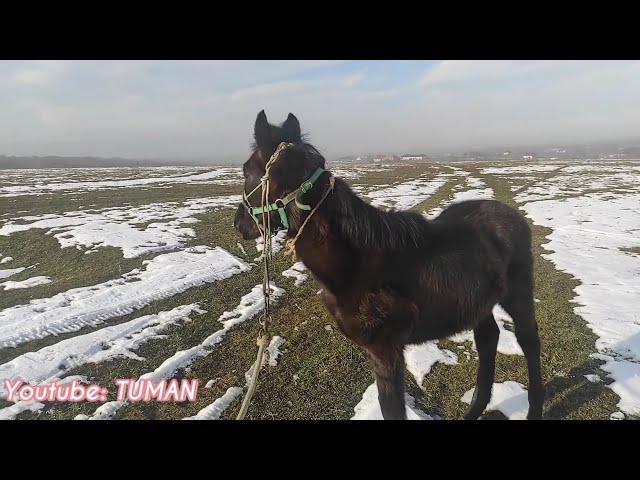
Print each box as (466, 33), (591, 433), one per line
(234, 203), (262, 240)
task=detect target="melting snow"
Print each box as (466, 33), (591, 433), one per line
(254, 230), (288, 260)
(267, 336), (286, 366)
(425, 177), (494, 219)
(367, 176), (447, 210)
(447, 304), (524, 356)
(351, 383), (432, 420)
(204, 378), (219, 388)
(480, 165), (562, 175)
(404, 342), (458, 385)
(0, 267), (26, 280)
(0, 304), (204, 398)
(0, 400), (45, 420)
(514, 168), (640, 202)
(282, 262), (308, 286)
(521, 193), (640, 416)
(0, 167), (241, 197)
(1, 276), (52, 290)
(0, 246), (250, 349)
(182, 387), (243, 420)
(0, 375), (88, 420)
(76, 283), (284, 420)
(184, 334), (287, 420)
(461, 381), (529, 420)
(0, 196), (241, 258)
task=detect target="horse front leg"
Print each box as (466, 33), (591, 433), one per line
(366, 344), (406, 420)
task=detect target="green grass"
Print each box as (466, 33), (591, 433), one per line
(0, 182), (241, 218)
(1, 161), (631, 420)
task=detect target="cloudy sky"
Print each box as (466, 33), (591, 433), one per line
(1, 60), (639, 160)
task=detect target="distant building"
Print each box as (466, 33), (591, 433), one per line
(372, 154), (401, 163)
(401, 154), (428, 161)
(522, 154), (534, 160)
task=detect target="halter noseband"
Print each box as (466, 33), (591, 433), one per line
(242, 142), (327, 231)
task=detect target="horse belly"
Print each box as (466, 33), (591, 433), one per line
(410, 298), (491, 344)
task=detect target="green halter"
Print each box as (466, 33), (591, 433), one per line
(242, 166), (326, 230)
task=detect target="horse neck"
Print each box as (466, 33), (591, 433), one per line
(292, 181), (360, 293)
(292, 176), (431, 293)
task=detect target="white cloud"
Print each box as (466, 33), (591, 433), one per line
(344, 72), (365, 87)
(1, 60), (639, 159)
(14, 69), (49, 85)
(229, 80), (316, 102)
(419, 60), (571, 88)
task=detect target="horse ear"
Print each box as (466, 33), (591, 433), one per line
(282, 113), (301, 142)
(254, 110), (270, 147)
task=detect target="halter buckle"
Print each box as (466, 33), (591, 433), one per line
(300, 180), (313, 193)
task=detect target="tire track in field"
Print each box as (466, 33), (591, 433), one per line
(76, 284), (284, 420)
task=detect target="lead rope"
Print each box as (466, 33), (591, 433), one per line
(236, 143), (290, 420)
(235, 142), (333, 419)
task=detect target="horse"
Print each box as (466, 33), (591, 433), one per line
(234, 110), (544, 420)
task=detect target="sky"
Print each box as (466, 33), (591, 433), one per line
(1, 60), (639, 160)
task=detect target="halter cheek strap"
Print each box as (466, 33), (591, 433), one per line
(242, 144), (326, 231)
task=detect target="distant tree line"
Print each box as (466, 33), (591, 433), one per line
(0, 155), (237, 170)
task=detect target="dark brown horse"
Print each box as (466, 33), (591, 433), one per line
(234, 110), (544, 420)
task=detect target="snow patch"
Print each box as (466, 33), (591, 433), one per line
(0, 304), (204, 398)
(267, 336), (286, 366)
(0, 400), (45, 420)
(254, 230), (288, 260)
(368, 176), (447, 211)
(351, 383), (432, 420)
(447, 304), (523, 356)
(204, 378), (219, 388)
(480, 165), (562, 175)
(404, 342), (458, 385)
(0, 246), (250, 349)
(1, 276), (51, 290)
(0, 196), (241, 258)
(0, 267), (26, 280)
(461, 381), (529, 420)
(282, 262), (308, 286)
(520, 192), (640, 416)
(183, 387), (243, 420)
(425, 177), (494, 219)
(0, 167), (241, 197)
(76, 283), (283, 420)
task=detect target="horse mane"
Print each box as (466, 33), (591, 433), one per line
(273, 141), (430, 250)
(325, 177), (431, 250)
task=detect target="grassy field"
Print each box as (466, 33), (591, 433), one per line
(1, 159), (638, 420)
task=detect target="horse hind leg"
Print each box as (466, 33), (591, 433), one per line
(501, 259), (545, 420)
(464, 315), (500, 420)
